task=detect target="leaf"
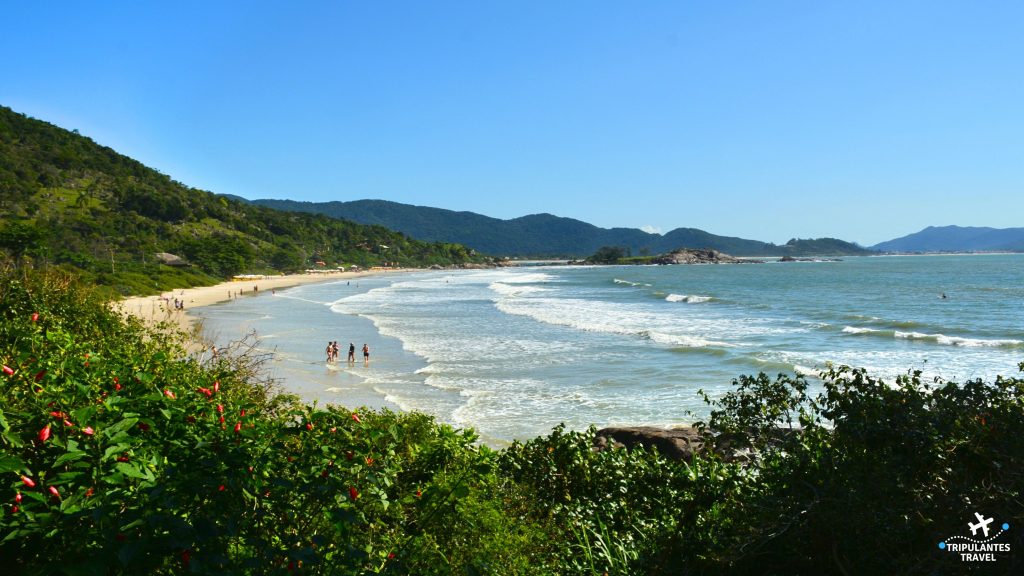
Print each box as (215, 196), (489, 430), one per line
(115, 462), (149, 479)
(103, 417), (138, 437)
(0, 454), (26, 474)
(53, 451), (88, 467)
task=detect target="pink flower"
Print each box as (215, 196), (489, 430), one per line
(163, 389), (176, 400)
(38, 425), (51, 442)
(82, 427), (94, 436)
(21, 476), (35, 488)
(349, 486), (358, 501)
(48, 486), (60, 499)
(351, 413), (362, 424)
(2, 365), (13, 376)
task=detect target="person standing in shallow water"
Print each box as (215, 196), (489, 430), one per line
(362, 343), (369, 366)
(332, 341), (340, 362)
(326, 342), (334, 363)
(348, 343), (356, 365)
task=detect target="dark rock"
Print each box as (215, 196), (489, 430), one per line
(652, 248), (760, 265)
(594, 426), (708, 461)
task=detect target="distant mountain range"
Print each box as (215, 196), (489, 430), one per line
(870, 226), (1024, 253)
(243, 198), (874, 258)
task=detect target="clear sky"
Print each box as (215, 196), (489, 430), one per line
(3, 1), (1022, 246)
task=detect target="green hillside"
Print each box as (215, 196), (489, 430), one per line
(0, 106), (486, 295)
(250, 198), (874, 258)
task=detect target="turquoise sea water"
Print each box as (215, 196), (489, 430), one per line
(195, 255), (1024, 444)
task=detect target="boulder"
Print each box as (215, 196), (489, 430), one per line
(652, 248), (756, 265)
(593, 426), (707, 461)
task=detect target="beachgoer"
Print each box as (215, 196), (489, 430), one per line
(362, 343), (369, 365)
(332, 341), (340, 362)
(326, 342), (334, 363)
(348, 343), (355, 364)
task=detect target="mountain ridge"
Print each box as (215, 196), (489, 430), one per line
(0, 106), (485, 295)
(871, 225), (1024, 253)
(247, 198), (873, 258)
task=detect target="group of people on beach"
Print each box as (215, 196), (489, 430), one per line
(327, 341), (369, 366)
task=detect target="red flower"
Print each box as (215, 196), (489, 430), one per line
(63, 419), (74, 427)
(345, 451), (353, 460)
(365, 457), (374, 466)
(213, 380), (220, 393)
(82, 427), (94, 436)
(216, 404), (224, 414)
(85, 487), (95, 498)
(137, 422), (150, 431)
(163, 389), (176, 400)
(21, 476), (35, 488)
(34, 370), (45, 382)
(39, 425), (51, 442)
(117, 456), (130, 462)
(305, 422), (313, 431)
(197, 387), (212, 397)
(388, 552), (395, 560)
(219, 415), (225, 424)
(239, 409), (246, 417)
(415, 489), (422, 498)
(234, 421), (242, 434)
(218, 484), (226, 492)
(2, 365), (13, 376)
(31, 312), (39, 322)
(48, 486), (60, 499)
(330, 427), (337, 433)
(14, 493), (22, 503)
(351, 413), (362, 424)
(49, 411), (65, 419)
(10, 505), (18, 514)
(114, 382), (122, 391)
(349, 486), (358, 501)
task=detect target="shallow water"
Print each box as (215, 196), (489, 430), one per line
(195, 255), (1024, 443)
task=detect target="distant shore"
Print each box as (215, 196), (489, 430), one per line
(114, 270), (385, 346)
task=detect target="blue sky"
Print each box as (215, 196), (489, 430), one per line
(3, 1), (1022, 246)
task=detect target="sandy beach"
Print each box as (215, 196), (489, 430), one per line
(114, 270), (382, 347)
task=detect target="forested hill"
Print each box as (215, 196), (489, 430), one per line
(872, 225), (1024, 253)
(0, 106), (486, 295)
(250, 198), (874, 258)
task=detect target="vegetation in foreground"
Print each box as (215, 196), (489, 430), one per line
(2, 265), (1023, 574)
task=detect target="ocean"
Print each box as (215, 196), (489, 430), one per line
(194, 254), (1024, 444)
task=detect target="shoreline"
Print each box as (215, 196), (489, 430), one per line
(114, 270), (386, 347)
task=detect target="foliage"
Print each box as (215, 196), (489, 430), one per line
(584, 246), (630, 264)
(2, 265), (1022, 575)
(0, 106), (488, 295)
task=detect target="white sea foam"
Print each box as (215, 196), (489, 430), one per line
(844, 327), (1023, 348)
(488, 282), (549, 297)
(614, 278), (651, 287)
(665, 293), (713, 303)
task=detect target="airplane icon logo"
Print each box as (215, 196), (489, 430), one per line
(968, 512), (994, 537)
